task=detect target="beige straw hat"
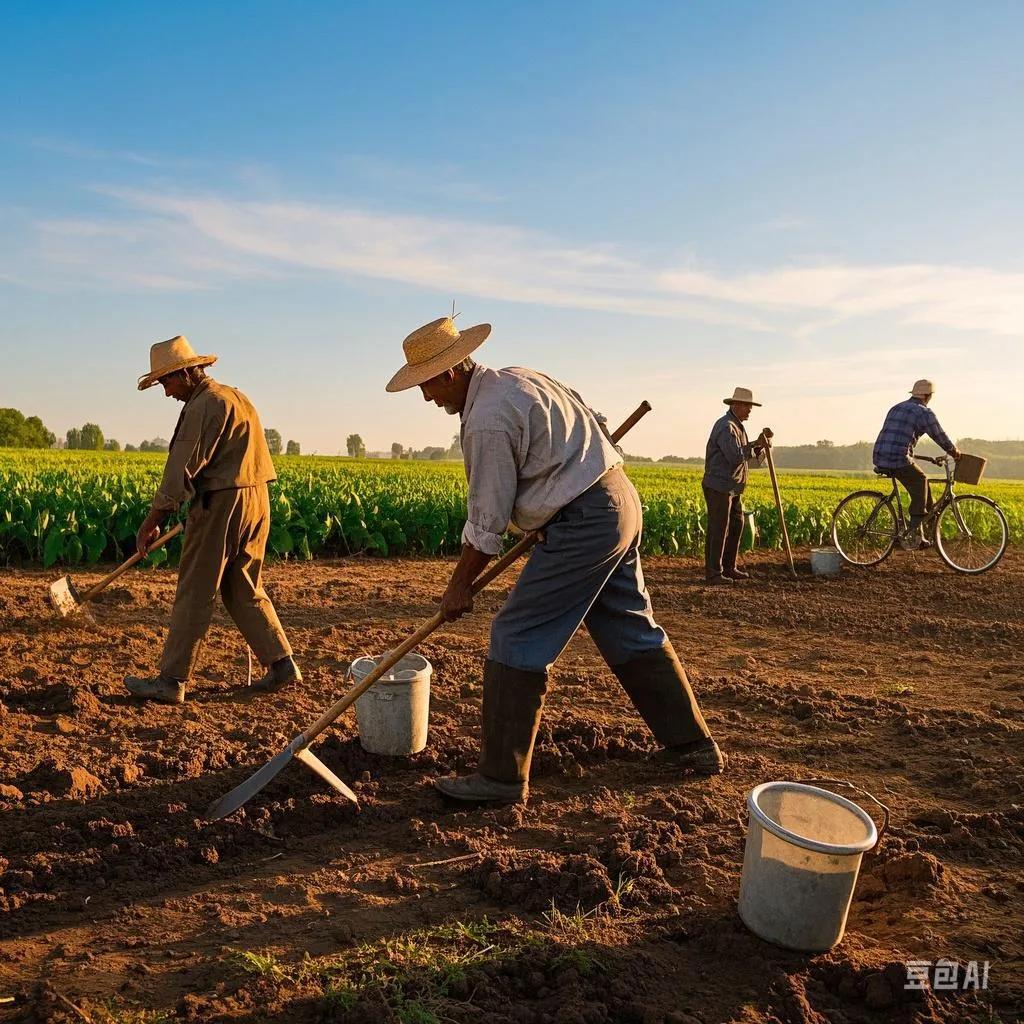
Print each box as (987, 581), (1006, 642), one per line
(138, 336), (217, 391)
(386, 317), (491, 393)
(910, 379), (934, 398)
(723, 386), (762, 407)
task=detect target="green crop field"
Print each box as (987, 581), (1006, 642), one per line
(1, 450), (1021, 568)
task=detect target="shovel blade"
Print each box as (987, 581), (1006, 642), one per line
(294, 747), (359, 805)
(205, 744), (296, 820)
(48, 575), (81, 618)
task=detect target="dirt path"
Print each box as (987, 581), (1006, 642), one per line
(1, 548), (1022, 1023)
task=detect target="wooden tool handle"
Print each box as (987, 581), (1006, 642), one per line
(609, 400), (652, 443)
(300, 400), (654, 746)
(762, 441), (797, 578)
(80, 522), (184, 603)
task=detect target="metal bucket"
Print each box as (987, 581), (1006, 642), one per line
(810, 547), (842, 576)
(738, 780), (888, 951)
(350, 653), (431, 755)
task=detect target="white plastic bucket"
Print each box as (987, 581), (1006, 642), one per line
(350, 653), (431, 756)
(738, 781), (887, 951)
(810, 547), (842, 576)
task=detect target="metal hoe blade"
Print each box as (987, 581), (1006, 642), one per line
(205, 735), (359, 820)
(205, 743), (297, 820)
(294, 747), (359, 804)
(48, 575), (82, 618)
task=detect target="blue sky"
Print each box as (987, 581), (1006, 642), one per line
(2, 0), (1022, 456)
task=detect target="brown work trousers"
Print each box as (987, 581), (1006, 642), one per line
(703, 485), (744, 579)
(159, 485), (292, 680)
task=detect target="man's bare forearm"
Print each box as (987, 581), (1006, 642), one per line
(440, 543), (493, 620)
(450, 543), (492, 588)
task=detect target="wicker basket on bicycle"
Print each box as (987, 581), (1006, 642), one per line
(954, 453), (986, 486)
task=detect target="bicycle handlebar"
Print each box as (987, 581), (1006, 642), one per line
(914, 454), (947, 466)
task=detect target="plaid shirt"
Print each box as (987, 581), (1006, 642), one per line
(872, 398), (955, 469)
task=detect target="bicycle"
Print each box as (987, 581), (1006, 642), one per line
(830, 455), (1008, 575)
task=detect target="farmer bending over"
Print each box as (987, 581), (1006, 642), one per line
(124, 336), (300, 704)
(701, 387), (766, 585)
(385, 315), (724, 804)
(873, 379), (961, 549)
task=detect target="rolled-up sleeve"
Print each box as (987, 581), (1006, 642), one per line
(150, 397), (227, 513)
(461, 428), (519, 556)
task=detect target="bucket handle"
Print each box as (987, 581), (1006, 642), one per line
(797, 778), (890, 850)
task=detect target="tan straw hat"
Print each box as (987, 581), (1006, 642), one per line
(910, 379), (934, 398)
(138, 336), (217, 391)
(723, 386), (762, 407)
(386, 317), (491, 393)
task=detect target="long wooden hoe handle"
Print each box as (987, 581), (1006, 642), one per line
(760, 429), (797, 579)
(299, 400), (653, 747)
(80, 522), (185, 603)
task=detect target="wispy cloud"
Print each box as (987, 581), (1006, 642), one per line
(335, 154), (506, 204)
(659, 264), (1024, 335)
(24, 137), (199, 170)
(9, 183), (1024, 339)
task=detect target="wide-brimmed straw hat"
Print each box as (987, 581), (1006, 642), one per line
(723, 386), (762, 407)
(138, 336), (217, 391)
(386, 317), (491, 393)
(910, 379), (934, 398)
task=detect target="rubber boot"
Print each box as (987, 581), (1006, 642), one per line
(611, 643), (725, 775)
(124, 672), (186, 705)
(251, 655), (303, 694)
(434, 660), (547, 804)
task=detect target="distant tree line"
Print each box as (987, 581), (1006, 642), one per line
(262, 428), (301, 455)
(0, 408), (56, 448)
(387, 435), (463, 461)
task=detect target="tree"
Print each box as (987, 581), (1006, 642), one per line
(124, 443), (138, 452)
(346, 433), (366, 458)
(391, 442), (404, 460)
(286, 439), (301, 456)
(0, 408), (56, 448)
(104, 438), (121, 451)
(139, 437), (169, 452)
(79, 423), (104, 450)
(447, 433), (462, 460)
(264, 428), (283, 455)
(66, 427), (81, 450)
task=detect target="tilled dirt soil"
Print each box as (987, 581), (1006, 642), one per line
(1, 548), (1022, 1023)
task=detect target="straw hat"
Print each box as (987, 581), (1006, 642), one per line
(910, 379), (934, 398)
(723, 386), (762, 407)
(386, 317), (491, 393)
(138, 336), (217, 391)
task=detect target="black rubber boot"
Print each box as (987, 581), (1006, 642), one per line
(434, 659), (548, 804)
(612, 643), (725, 775)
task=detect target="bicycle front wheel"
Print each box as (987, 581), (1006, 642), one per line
(934, 495), (1008, 574)
(831, 491), (898, 566)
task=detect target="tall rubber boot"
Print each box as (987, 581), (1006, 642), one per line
(434, 659), (548, 803)
(612, 643), (725, 775)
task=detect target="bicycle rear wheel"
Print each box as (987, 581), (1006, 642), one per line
(934, 495), (1008, 574)
(831, 491), (898, 566)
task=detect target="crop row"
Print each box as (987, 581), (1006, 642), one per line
(1, 451), (1020, 568)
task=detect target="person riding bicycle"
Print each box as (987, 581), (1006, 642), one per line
(872, 379), (961, 548)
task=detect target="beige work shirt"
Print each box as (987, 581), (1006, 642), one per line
(460, 365), (622, 555)
(151, 378), (276, 513)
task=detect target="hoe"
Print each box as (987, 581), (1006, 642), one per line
(48, 523), (184, 619)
